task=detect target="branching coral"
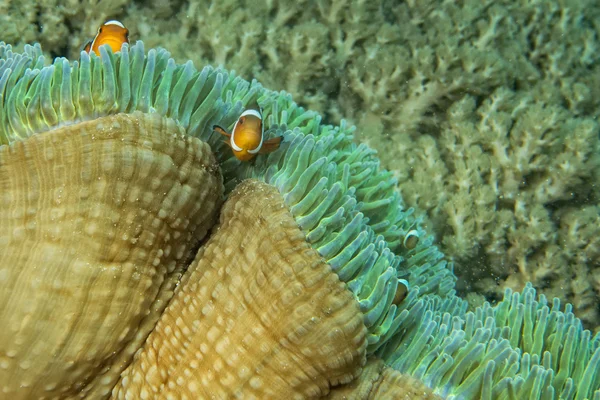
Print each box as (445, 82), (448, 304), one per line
(2, 0), (598, 128)
(390, 86), (600, 329)
(333, 0), (600, 330)
(347, 0), (600, 143)
(115, 0), (340, 112)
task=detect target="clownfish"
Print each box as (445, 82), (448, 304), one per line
(213, 109), (283, 162)
(83, 20), (129, 56)
(393, 279), (409, 305)
(403, 229), (419, 250)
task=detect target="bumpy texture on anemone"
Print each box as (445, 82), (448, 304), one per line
(112, 179), (367, 399)
(0, 111), (223, 398)
(1, 39), (599, 399)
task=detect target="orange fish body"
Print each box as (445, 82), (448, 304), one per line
(213, 109), (283, 162)
(84, 20), (129, 55)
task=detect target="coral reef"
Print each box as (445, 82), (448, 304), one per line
(391, 87), (600, 329)
(2, 0), (597, 330)
(346, 0), (600, 134)
(338, 0), (600, 330)
(1, 36), (599, 399)
(343, 0), (600, 330)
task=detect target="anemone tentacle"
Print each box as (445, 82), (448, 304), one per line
(378, 284), (600, 399)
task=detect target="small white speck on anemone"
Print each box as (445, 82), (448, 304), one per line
(111, 179), (367, 399)
(0, 111), (223, 399)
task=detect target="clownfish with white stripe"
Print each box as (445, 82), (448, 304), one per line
(213, 108), (283, 162)
(83, 20), (129, 56)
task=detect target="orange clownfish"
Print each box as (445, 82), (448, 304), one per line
(84, 20), (129, 55)
(213, 109), (283, 162)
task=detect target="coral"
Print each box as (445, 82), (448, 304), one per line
(347, 0), (600, 145)
(389, 86), (600, 329)
(325, 0), (600, 330)
(125, 0), (598, 129)
(558, 206), (600, 330)
(1, 38), (599, 398)
(120, 0), (363, 113)
(2, 0), (598, 129)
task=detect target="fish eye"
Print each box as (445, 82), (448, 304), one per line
(239, 117), (245, 124)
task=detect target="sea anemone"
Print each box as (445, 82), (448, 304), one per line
(0, 40), (598, 399)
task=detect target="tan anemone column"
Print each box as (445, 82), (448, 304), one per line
(112, 179), (368, 399)
(0, 112), (223, 399)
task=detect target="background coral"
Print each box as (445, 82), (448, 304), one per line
(358, 0), (600, 331)
(393, 88), (600, 330)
